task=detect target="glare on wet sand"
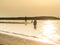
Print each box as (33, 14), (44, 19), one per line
(0, 20), (60, 45)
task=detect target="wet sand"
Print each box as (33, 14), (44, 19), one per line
(0, 20), (60, 45)
(0, 33), (54, 45)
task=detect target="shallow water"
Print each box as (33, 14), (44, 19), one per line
(0, 20), (60, 45)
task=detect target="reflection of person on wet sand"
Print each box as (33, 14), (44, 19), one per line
(33, 19), (37, 29)
(31, 20), (33, 23)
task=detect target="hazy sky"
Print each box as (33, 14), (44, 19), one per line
(0, 0), (60, 17)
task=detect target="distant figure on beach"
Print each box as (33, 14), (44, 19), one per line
(25, 16), (27, 25)
(33, 19), (37, 29)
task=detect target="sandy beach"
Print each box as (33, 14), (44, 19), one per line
(0, 20), (60, 45)
(0, 33), (54, 45)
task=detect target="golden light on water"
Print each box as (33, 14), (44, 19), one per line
(33, 20), (60, 44)
(35, 20), (60, 44)
(0, 20), (60, 45)
(42, 20), (56, 37)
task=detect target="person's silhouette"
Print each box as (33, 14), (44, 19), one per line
(33, 19), (37, 29)
(25, 16), (27, 25)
